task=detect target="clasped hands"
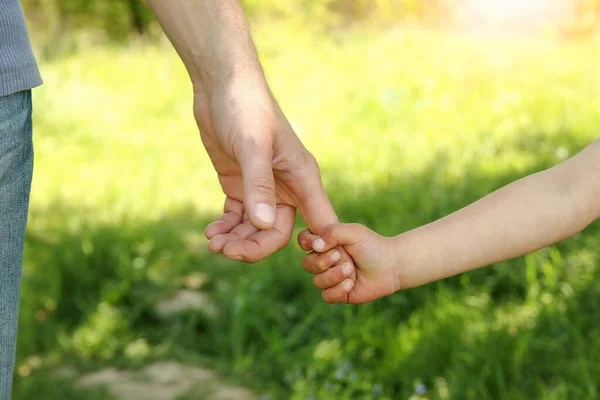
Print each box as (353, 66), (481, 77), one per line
(195, 76), (397, 304)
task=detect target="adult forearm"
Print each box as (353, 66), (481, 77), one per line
(396, 167), (593, 289)
(147, 0), (266, 91)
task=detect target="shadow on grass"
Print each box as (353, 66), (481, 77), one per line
(13, 130), (600, 399)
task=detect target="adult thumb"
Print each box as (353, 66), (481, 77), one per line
(238, 139), (277, 230)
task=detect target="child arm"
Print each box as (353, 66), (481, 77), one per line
(300, 140), (600, 303)
(396, 140), (600, 289)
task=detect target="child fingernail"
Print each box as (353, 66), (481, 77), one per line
(343, 279), (354, 291)
(330, 251), (341, 262)
(342, 263), (352, 276)
(313, 238), (326, 251)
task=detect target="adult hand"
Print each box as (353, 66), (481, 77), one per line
(147, 0), (357, 300)
(194, 76), (350, 266)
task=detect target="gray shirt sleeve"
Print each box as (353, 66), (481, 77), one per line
(0, 0), (43, 97)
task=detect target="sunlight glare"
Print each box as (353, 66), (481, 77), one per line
(462, 0), (574, 32)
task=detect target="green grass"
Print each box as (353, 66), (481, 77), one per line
(13, 25), (600, 399)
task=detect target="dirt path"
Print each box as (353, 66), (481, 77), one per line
(68, 361), (257, 400)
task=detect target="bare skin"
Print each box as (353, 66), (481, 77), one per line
(300, 140), (600, 303)
(146, 0), (357, 276)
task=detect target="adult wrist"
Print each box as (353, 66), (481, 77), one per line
(191, 59), (268, 98)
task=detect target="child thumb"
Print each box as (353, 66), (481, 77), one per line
(311, 223), (368, 253)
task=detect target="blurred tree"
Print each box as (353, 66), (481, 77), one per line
(24, 0), (155, 57)
(127, 0), (147, 35)
(22, 0), (600, 57)
(562, 0), (600, 38)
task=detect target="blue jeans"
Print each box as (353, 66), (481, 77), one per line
(0, 91), (34, 400)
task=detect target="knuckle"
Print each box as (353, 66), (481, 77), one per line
(322, 292), (336, 304)
(319, 261), (330, 273)
(241, 128), (272, 148)
(302, 151), (319, 171)
(313, 275), (323, 289)
(323, 224), (335, 239)
(303, 254), (319, 272)
(238, 136), (272, 165)
(301, 256), (311, 271)
(278, 149), (316, 172)
(251, 175), (275, 194)
(317, 259), (327, 272)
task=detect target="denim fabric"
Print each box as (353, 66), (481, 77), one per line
(0, 90), (34, 400)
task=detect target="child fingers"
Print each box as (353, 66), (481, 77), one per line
(312, 262), (354, 289)
(297, 229), (319, 251)
(302, 248), (342, 274)
(321, 279), (355, 304)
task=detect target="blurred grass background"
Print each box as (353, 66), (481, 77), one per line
(14, 0), (600, 399)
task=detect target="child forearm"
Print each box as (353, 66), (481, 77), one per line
(395, 141), (600, 289)
(300, 142), (599, 303)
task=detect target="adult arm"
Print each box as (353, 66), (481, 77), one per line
(146, 0), (355, 269)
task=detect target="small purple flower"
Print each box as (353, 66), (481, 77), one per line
(373, 384), (382, 394)
(415, 383), (427, 395)
(335, 368), (345, 380)
(343, 361), (353, 371)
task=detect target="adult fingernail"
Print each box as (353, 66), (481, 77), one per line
(343, 279), (354, 291)
(342, 263), (352, 276)
(313, 238), (326, 251)
(331, 251), (341, 262)
(255, 202), (275, 225)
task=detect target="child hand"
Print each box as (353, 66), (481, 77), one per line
(298, 223), (400, 304)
